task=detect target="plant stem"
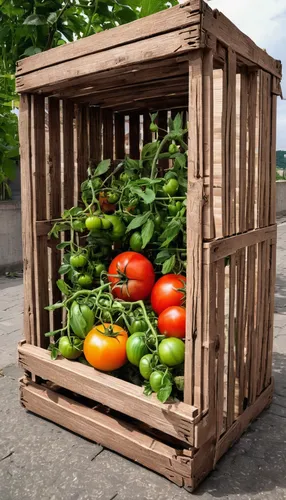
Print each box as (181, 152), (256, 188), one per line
(150, 135), (170, 180)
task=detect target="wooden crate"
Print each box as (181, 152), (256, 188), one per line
(17, 0), (282, 491)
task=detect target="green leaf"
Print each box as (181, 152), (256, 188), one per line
(56, 242), (71, 250)
(117, 6), (137, 23)
(141, 141), (159, 161)
(94, 159), (111, 177)
(157, 381), (173, 403)
(45, 302), (64, 311)
(58, 263), (71, 275)
(172, 112), (183, 132)
(150, 112), (158, 122)
(23, 14), (47, 25)
(141, 219), (154, 249)
(126, 211), (151, 233)
(3, 159), (16, 180)
(131, 186), (155, 204)
(174, 153), (187, 169)
(51, 347), (59, 361)
(56, 279), (70, 296)
(162, 254), (176, 274)
(47, 12), (57, 25)
(160, 220), (181, 247)
(23, 47), (42, 57)
(69, 206), (83, 216)
(154, 249), (171, 264)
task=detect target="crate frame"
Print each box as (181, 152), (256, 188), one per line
(17, 0), (281, 491)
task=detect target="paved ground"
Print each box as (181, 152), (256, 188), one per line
(1, 226), (286, 500)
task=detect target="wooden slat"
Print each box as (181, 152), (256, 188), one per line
(226, 49), (236, 235)
(270, 91), (277, 225)
(158, 110), (168, 174)
(32, 95), (49, 347)
(258, 239), (270, 394)
(266, 241), (276, 385)
(204, 225), (276, 262)
(221, 62), (228, 236)
(216, 260), (225, 438)
(20, 378), (193, 487)
(226, 254), (236, 427)
(184, 54), (203, 408)
(239, 72), (248, 233)
(16, 2), (200, 77)
(202, 50), (214, 239)
(252, 242), (265, 401)
(246, 72), (258, 230)
(245, 244), (256, 401)
(129, 112), (140, 159)
(143, 111), (152, 145)
(89, 107), (102, 164)
(102, 109), (114, 160)
(19, 94), (35, 344)
(76, 105), (89, 199)
(62, 101), (74, 210)
(236, 248), (246, 414)
(114, 113), (125, 160)
(18, 343), (199, 444)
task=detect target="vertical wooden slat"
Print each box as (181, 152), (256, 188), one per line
(227, 254), (235, 427)
(258, 239), (270, 394)
(102, 109), (114, 160)
(76, 104), (89, 197)
(158, 110), (168, 173)
(245, 244), (256, 401)
(216, 260), (225, 438)
(265, 240), (276, 385)
(269, 91), (277, 225)
(62, 100), (74, 210)
(246, 72), (258, 230)
(114, 113), (125, 159)
(202, 50), (214, 240)
(143, 111), (152, 145)
(239, 73), (248, 233)
(226, 49), (236, 235)
(19, 94), (35, 345)
(129, 112), (140, 159)
(253, 241), (266, 399)
(89, 107), (102, 164)
(236, 248), (246, 414)
(184, 54), (203, 409)
(32, 95), (49, 346)
(221, 64), (227, 236)
(48, 98), (62, 332)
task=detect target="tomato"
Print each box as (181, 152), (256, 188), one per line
(151, 274), (186, 315)
(149, 371), (164, 392)
(139, 353), (153, 380)
(108, 251), (155, 301)
(158, 306), (186, 339)
(107, 192), (120, 204)
(163, 178), (179, 196)
(154, 214), (162, 231)
(129, 232), (143, 251)
(84, 323), (128, 371)
(78, 273), (93, 288)
(70, 253), (87, 269)
(120, 172), (129, 183)
(85, 216), (102, 231)
(99, 192), (116, 213)
(58, 336), (82, 360)
(101, 218), (112, 230)
(158, 338), (185, 367)
(104, 215), (126, 241)
(69, 302), (95, 339)
(150, 123), (158, 132)
(168, 201), (182, 216)
(126, 332), (149, 366)
(129, 319), (148, 335)
(95, 263), (106, 276)
(168, 143), (178, 154)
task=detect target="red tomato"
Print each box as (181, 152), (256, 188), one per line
(158, 306), (186, 339)
(151, 274), (186, 315)
(108, 251), (155, 301)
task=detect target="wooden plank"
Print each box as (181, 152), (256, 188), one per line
(252, 242), (265, 402)
(114, 113), (125, 160)
(20, 378), (193, 487)
(205, 225), (276, 262)
(226, 49), (237, 235)
(226, 254), (236, 428)
(236, 249), (246, 414)
(214, 378), (274, 464)
(89, 107), (102, 164)
(143, 111), (152, 145)
(184, 54), (204, 409)
(102, 109), (114, 161)
(216, 260), (225, 439)
(19, 94), (35, 344)
(266, 241), (276, 385)
(245, 244), (256, 401)
(129, 112), (140, 159)
(258, 240), (270, 395)
(18, 343), (199, 444)
(16, 2), (201, 77)
(246, 72), (258, 230)
(76, 105), (89, 198)
(221, 61), (228, 236)
(270, 91), (278, 225)
(62, 101), (75, 210)
(239, 72), (248, 233)
(16, 28), (201, 93)
(203, 4), (282, 79)
(202, 50), (214, 240)
(32, 95), (50, 347)
(263, 74), (271, 227)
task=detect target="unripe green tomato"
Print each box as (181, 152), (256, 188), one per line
(139, 354), (153, 380)
(168, 201), (182, 216)
(58, 336), (82, 360)
(150, 123), (158, 132)
(163, 179), (179, 196)
(158, 338), (185, 367)
(129, 319), (148, 335)
(154, 214), (162, 230)
(107, 192), (120, 204)
(101, 218), (112, 230)
(149, 370), (165, 392)
(126, 332), (149, 367)
(70, 254), (87, 269)
(168, 143), (178, 154)
(78, 273), (93, 288)
(120, 172), (129, 183)
(95, 263), (106, 276)
(129, 232), (143, 251)
(85, 216), (102, 231)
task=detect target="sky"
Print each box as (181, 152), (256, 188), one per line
(208, 0), (286, 150)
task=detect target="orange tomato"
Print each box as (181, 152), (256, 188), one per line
(83, 323), (128, 371)
(99, 192), (116, 213)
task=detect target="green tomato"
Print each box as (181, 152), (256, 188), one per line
(168, 143), (178, 154)
(139, 354), (153, 380)
(70, 253), (87, 269)
(126, 332), (149, 367)
(150, 123), (158, 132)
(95, 263), (106, 276)
(163, 178), (179, 196)
(168, 201), (182, 216)
(78, 273), (93, 288)
(129, 319), (148, 335)
(103, 215), (126, 241)
(129, 232), (143, 252)
(158, 338), (185, 367)
(101, 218), (112, 230)
(120, 172), (129, 183)
(107, 192), (120, 204)
(58, 336), (82, 360)
(154, 214), (162, 231)
(69, 302), (95, 339)
(149, 370), (165, 392)
(85, 216), (102, 231)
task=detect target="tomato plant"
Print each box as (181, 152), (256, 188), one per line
(108, 252), (155, 301)
(151, 274), (186, 315)
(158, 338), (185, 367)
(84, 323), (128, 371)
(70, 254), (87, 269)
(158, 306), (186, 339)
(58, 336), (83, 360)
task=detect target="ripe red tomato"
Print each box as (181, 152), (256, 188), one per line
(83, 323), (128, 371)
(158, 306), (186, 339)
(108, 251), (155, 301)
(151, 274), (186, 315)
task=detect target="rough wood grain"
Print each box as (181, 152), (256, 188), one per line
(129, 112), (140, 159)
(236, 248), (246, 413)
(216, 260), (225, 439)
(143, 111), (152, 145)
(76, 105), (89, 199)
(226, 49), (237, 235)
(258, 240), (270, 394)
(18, 343), (198, 444)
(114, 113), (125, 160)
(89, 107), (102, 164)
(62, 100), (75, 210)
(269, 92), (277, 225)
(227, 255), (236, 427)
(266, 241), (276, 385)
(245, 244), (256, 401)
(102, 109), (114, 161)
(202, 50), (214, 239)
(246, 72), (258, 230)
(239, 72), (248, 233)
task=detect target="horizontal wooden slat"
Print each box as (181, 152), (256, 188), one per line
(18, 343), (198, 445)
(204, 226), (276, 262)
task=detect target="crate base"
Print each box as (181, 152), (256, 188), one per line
(20, 375), (274, 492)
